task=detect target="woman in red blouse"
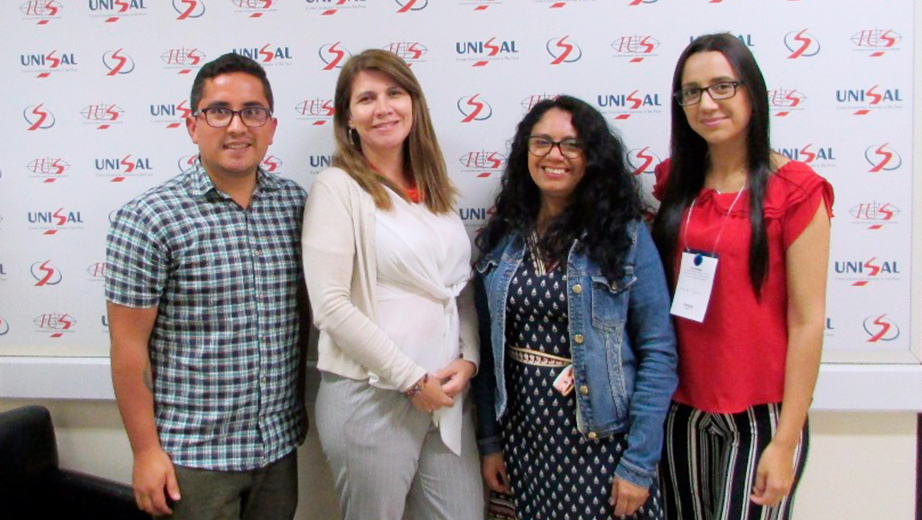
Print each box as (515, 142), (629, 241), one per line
(651, 33), (832, 520)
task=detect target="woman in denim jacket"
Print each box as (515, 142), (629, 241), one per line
(472, 96), (678, 520)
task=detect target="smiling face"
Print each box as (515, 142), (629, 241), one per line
(186, 71), (276, 182)
(348, 69), (413, 161)
(527, 107), (586, 216)
(680, 50), (752, 151)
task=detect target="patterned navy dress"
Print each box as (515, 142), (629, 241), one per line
(498, 249), (664, 520)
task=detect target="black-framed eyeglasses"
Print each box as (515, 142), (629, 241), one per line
(674, 80), (744, 106)
(527, 136), (584, 159)
(194, 106), (272, 128)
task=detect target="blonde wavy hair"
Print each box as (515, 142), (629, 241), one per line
(332, 49), (456, 213)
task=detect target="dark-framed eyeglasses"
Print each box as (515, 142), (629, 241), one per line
(526, 136), (584, 159)
(194, 106), (272, 128)
(674, 80), (744, 106)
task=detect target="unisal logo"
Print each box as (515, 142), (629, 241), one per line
(597, 90), (663, 120)
(307, 0), (367, 16)
(864, 144), (902, 173)
(150, 100), (192, 129)
(836, 85), (904, 116)
(851, 29), (902, 57)
(21, 1), (64, 25)
(88, 0), (148, 23)
(319, 42), (351, 70)
(173, 0), (206, 20)
(232, 0), (276, 18)
(95, 154), (154, 182)
(308, 154), (333, 175)
(31, 260), (63, 286)
(161, 47), (206, 75)
(459, 206), (492, 234)
(232, 44), (293, 66)
(458, 0), (504, 10)
(775, 144), (836, 169)
(834, 257), (901, 287)
(547, 36), (581, 65)
(383, 42), (428, 66)
(767, 88), (806, 117)
(849, 202), (899, 231)
(457, 95), (493, 123)
(784, 30), (821, 59)
(459, 150), (506, 178)
(863, 314), (900, 343)
(81, 103), (125, 130)
(395, 0), (427, 12)
(456, 38), (520, 67)
(34, 313), (76, 338)
(612, 35), (659, 63)
(24, 104), (56, 131)
(520, 94), (557, 112)
(627, 147), (662, 176)
(102, 49), (136, 76)
(21, 50), (78, 79)
(28, 208), (85, 235)
(295, 98), (335, 125)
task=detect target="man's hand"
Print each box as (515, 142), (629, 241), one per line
(132, 447), (181, 516)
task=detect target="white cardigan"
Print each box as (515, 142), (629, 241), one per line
(302, 167), (479, 393)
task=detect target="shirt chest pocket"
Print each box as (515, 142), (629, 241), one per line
(589, 268), (635, 331)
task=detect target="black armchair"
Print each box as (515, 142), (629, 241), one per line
(0, 405), (149, 520)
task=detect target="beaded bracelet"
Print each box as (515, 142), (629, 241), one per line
(404, 373), (429, 399)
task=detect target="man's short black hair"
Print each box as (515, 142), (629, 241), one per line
(190, 53), (274, 113)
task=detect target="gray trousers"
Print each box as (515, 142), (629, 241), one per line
(316, 372), (484, 520)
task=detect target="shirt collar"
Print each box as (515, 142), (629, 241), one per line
(186, 158), (281, 200)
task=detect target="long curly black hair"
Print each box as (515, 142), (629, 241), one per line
(476, 95), (643, 283)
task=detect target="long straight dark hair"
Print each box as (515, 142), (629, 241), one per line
(651, 33), (772, 297)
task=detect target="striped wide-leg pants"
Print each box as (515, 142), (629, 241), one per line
(660, 402), (809, 520)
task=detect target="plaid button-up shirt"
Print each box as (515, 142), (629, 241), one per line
(106, 163), (308, 471)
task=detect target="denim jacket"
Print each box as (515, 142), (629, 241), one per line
(471, 220), (678, 488)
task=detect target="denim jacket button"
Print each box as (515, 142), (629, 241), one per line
(580, 385), (589, 395)
(587, 431), (598, 440)
(573, 334), (584, 344)
(572, 283), (582, 294)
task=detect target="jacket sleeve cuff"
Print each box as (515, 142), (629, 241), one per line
(614, 458), (655, 489)
(477, 435), (503, 456)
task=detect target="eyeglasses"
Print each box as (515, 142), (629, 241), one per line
(194, 106), (272, 128)
(674, 80), (744, 106)
(527, 136), (584, 159)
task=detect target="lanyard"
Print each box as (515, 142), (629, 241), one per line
(682, 187), (746, 256)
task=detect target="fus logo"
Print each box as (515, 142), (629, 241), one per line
(627, 147), (662, 176)
(459, 0), (503, 10)
(295, 98), (335, 125)
(102, 49), (135, 76)
(21, 1), (64, 25)
(31, 260), (63, 286)
(863, 314), (900, 343)
(232, 0), (276, 18)
(520, 94), (556, 112)
(834, 258), (900, 286)
(457, 95), (493, 123)
(383, 42), (428, 65)
(849, 202), (899, 231)
(459, 150), (506, 178)
(34, 313), (76, 338)
(864, 144), (901, 173)
(784, 30), (821, 59)
(21, 51), (78, 78)
(597, 91), (663, 120)
(775, 144), (835, 168)
(173, 0), (205, 20)
(261, 155), (283, 173)
(319, 43), (351, 70)
(161, 47), (206, 75)
(232, 44), (293, 65)
(547, 36), (581, 65)
(80, 104), (125, 130)
(28, 208), (85, 235)
(628, 0), (657, 4)
(395, 0), (427, 12)
(767, 88), (806, 117)
(851, 29), (901, 57)
(28, 158), (70, 183)
(836, 85), (904, 115)
(88, 0), (149, 22)
(86, 262), (107, 279)
(24, 104), (56, 131)
(611, 35), (659, 63)
(95, 155), (154, 182)
(308, 0), (368, 17)
(150, 101), (192, 129)
(456, 38), (520, 67)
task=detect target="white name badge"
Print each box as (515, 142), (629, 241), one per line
(670, 251), (718, 323)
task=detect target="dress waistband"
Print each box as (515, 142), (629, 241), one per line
(507, 346), (571, 368)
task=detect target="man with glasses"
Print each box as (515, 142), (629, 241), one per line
(106, 53), (308, 520)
